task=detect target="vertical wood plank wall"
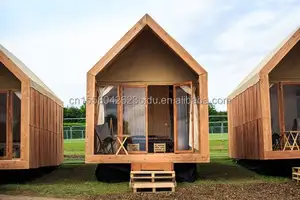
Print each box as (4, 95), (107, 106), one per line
(228, 82), (264, 159)
(29, 88), (63, 168)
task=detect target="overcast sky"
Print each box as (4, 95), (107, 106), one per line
(1, 0), (300, 110)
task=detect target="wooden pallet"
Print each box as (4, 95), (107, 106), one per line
(292, 167), (300, 183)
(130, 171), (176, 193)
(132, 182), (175, 193)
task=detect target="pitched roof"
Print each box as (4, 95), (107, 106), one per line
(228, 27), (300, 100)
(0, 44), (63, 106)
(88, 14), (206, 76)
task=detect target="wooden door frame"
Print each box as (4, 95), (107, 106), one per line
(275, 82), (300, 148)
(120, 85), (148, 154)
(0, 90), (13, 160)
(173, 81), (194, 153)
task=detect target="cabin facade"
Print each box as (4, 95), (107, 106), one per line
(228, 28), (300, 160)
(85, 14), (209, 170)
(0, 45), (64, 169)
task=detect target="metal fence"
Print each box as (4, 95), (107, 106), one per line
(63, 115), (228, 140)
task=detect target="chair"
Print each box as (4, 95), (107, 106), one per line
(94, 123), (116, 154)
(272, 133), (281, 150)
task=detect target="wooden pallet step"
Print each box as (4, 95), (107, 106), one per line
(133, 182), (175, 188)
(131, 171), (174, 174)
(132, 182), (175, 193)
(132, 176), (174, 179)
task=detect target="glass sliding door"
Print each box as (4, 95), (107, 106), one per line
(0, 93), (7, 158)
(12, 92), (21, 158)
(173, 82), (193, 152)
(122, 86), (147, 153)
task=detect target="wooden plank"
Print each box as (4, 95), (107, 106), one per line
(145, 14), (206, 75)
(88, 17), (147, 76)
(88, 14), (206, 77)
(277, 82), (285, 148)
(20, 82), (30, 167)
(259, 75), (272, 154)
(131, 163), (173, 171)
(86, 73), (96, 157)
(86, 153), (209, 164)
(0, 160), (28, 169)
(261, 28), (300, 74)
(199, 74), (209, 156)
(6, 91), (13, 160)
(145, 86), (148, 153)
(173, 85), (178, 152)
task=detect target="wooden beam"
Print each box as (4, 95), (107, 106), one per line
(173, 85), (178, 152)
(145, 14), (206, 75)
(0, 160), (28, 169)
(261, 28), (300, 74)
(88, 14), (206, 77)
(86, 153), (209, 164)
(86, 73), (96, 157)
(277, 82), (285, 141)
(6, 91), (13, 160)
(259, 74), (272, 153)
(88, 16), (147, 76)
(20, 81), (30, 167)
(198, 74), (209, 157)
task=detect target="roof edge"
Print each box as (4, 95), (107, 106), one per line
(88, 13), (207, 76)
(228, 27), (300, 100)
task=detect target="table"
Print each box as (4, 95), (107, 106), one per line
(283, 131), (300, 150)
(115, 135), (131, 155)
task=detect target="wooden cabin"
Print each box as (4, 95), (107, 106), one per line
(228, 28), (300, 160)
(85, 14), (209, 173)
(0, 45), (64, 169)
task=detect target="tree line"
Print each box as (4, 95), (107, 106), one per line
(63, 103), (227, 123)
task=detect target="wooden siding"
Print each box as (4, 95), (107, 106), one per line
(29, 88), (63, 168)
(228, 82), (264, 159)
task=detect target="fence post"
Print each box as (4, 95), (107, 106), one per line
(221, 121), (224, 134)
(70, 126), (73, 139)
(81, 130), (84, 139)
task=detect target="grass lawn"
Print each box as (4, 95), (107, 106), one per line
(64, 139), (85, 156)
(0, 133), (291, 199)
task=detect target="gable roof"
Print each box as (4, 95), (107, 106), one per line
(228, 27), (300, 100)
(88, 14), (206, 76)
(0, 44), (63, 106)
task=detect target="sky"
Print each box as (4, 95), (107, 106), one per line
(1, 0), (300, 111)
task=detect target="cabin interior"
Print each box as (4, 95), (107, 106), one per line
(269, 41), (300, 151)
(0, 62), (21, 160)
(93, 27), (199, 155)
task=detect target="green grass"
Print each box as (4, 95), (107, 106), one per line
(64, 139), (85, 156)
(0, 164), (129, 199)
(0, 133), (289, 199)
(210, 133), (228, 158)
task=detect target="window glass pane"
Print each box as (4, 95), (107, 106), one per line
(175, 86), (191, 151)
(269, 83), (279, 134)
(123, 87), (146, 152)
(12, 93), (21, 158)
(0, 93), (7, 157)
(94, 86), (118, 155)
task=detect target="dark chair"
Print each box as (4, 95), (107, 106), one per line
(94, 123), (116, 154)
(272, 132), (281, 150)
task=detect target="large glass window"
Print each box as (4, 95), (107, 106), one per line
(0, 93), (7, 157)
(94, 86), (118, 155)
(122, 87), (147, 152)
(12, 92), (21, 158)
(175, 86), (192, 150)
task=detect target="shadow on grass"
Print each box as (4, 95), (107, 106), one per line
(197, 158), (258, 181)
(0, 164), (98, 185)
(237, 159), (300, 177)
